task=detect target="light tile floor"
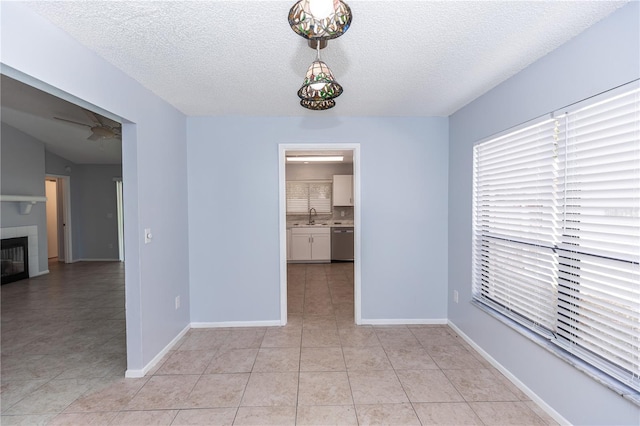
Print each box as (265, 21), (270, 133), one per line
(1, 261), (558, 425)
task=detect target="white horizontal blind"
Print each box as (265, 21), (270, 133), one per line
(473, 85), (640, 392)
(309, 182), (332, 213)
(286, 181), (310, 214)
(286, 181), (332, 214)
(554, 88), (640, 389)
(472, 118), (561, 334)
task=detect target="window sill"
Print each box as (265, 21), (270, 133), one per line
(471, 300), (640, 407)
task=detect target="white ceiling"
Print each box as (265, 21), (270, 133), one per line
(1, 1), (628, 164)
(21, 0), (627, 117)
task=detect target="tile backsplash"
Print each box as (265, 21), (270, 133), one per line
(332, 206), (354, 220)
(287, 206), (354, 223)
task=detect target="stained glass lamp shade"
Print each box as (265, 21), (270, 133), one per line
(300, 99), (336, 110)
(288, 0), (352, 40)
(298, 59), (343, 110)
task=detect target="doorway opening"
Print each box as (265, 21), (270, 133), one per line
(45, 179), (58, 260)
(2, 72), (129, 379)
(45, 175), (72, 263)
(279, 143), (362, 326)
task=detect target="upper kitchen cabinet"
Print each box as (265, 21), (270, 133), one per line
(333, 175), (353, 206)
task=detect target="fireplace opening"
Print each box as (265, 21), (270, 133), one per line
(1, 237), (29, 284)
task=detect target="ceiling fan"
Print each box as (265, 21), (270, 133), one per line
(54, 109), (121, 141)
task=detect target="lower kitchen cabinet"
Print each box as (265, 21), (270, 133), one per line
(290, 227), (330, 262)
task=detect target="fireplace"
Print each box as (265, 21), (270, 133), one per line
(1, 237), (29, 284)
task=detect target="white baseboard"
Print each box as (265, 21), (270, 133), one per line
(31, 269), (49, 277)
(447, 321), (570, 425)
(125, 324), (190, 378)
(125, 320), (283, 378)
(359, 318), (448, 325)
(76, 258), (120, 262)
(191, 320), (282, 328)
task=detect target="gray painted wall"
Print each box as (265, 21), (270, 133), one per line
(448, 3), (640, 424)
(187, 117), (449, 323)
(1, 127), (120, 267)
(44, 152), (122, 261)
(45, 150), (75, 177)
(1, 123), (48, 274)
(3, 3), (191, 373)
(74, 164), (121, 260)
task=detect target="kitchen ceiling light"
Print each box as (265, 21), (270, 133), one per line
(288, 0), (352, 41)
(287, 156), (344, 162)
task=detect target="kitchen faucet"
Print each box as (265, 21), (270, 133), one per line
(308, 207), (317, 225)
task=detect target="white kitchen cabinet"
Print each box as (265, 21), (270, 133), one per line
(287, 229), (291, 260)
(311, 231), (330, 261)
(333, 175), (353, 206)
(290, 227), (330, 262)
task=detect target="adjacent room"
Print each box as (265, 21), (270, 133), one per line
(1, 1), (638, 425)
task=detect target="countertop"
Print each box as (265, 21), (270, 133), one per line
(287, 220), (354, 229)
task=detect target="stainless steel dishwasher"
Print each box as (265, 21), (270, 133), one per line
(331, 227), (354, 261)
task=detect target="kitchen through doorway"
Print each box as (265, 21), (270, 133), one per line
(279, 143), (362, 325)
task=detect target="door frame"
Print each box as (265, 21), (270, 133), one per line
(114, 178), (125, 262)
(278, 143), (362, 325)
(46, 174), (73, 263)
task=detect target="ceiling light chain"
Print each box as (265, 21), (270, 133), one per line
(288, 0), (352, 111)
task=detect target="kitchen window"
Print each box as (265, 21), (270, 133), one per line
(472, 83), (640, 394)
(286, 181), (332, 214)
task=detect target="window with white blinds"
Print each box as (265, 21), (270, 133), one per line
(473, 117), (561, 335)
(472, 85), (640, 392)
(286, 181), (332, 214)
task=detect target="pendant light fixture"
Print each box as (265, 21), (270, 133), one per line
(297, 44), (343, 110)
(288, 0), (352, 41)
(289, 0), (352, 110)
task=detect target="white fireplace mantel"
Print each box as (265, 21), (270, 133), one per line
(0, 195), (47, 215)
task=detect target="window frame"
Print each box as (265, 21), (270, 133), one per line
(471, 81), (640, 402)
(286, 180), (333, 214)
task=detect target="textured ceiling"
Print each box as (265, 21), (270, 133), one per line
(22, 0), (628, 117)
(1, 1), (629, 163)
